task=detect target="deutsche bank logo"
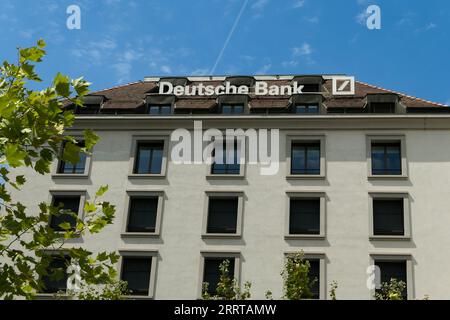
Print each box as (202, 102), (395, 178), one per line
(332, 76), (355, 96)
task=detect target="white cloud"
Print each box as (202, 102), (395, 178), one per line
(282, 43), (314, 67)
(292, 43), (312, 56)
(251, 0), (269, 10)
(160, 65), (172, 74)
(256, 63), (272, 74)
(304, 16), (319, 24)
(356, 9), (370, 26)
(293, 0), (305, 8)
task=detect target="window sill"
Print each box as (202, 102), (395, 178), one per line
(286, 174), (325, 180)
(121, 232), (160, 238)
(202, 233), (242, 239)
(128, 174), (166, 179)
(122, 295), (154, 300)
(369, 235), (411, 241)
(52, 173), (89, 179)
(285, 234), (325, 240)
(35, 293), (63, 300)
(368, 175), (408, 180)
(206, 174), (245, 180)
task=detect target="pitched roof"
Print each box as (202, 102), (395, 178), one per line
(78, 76), (448, 111)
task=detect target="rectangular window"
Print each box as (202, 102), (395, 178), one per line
(41, 255), (70, 293)
(307, 259), (320, 299)
(211, 139), (240, 175)
(375, 260), (407, 299)
(373, 199), (404, 236)
(221, 104), (244, 114)
(291, 142), (321, 175)
(206, 197), (238, 234)
(126, 197), (158, 233)
(369, 102), (396, 114)
(294, 104), (319, 114)
(301, 83), (320, 93)
(134, 141), (164, 174)
(203, 258), (235, 295)
(148, 104), (171, 115)
(371, 142), (402, 175)
(289, 198), (321, 235)
(58, 141), (87, 174)
(121, 257), (152, 296)
(49, 195), (80, 231)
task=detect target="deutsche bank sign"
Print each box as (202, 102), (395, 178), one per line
(159, 81), (305, 96)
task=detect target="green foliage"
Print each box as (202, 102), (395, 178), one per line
(57, 280), (129, 300)
(201, 259), (251, 300)
(281, 251), (316, 300)
(329, 280), (338, 300)
(374, 279), (406, 300)
(0, 40), (118, 300)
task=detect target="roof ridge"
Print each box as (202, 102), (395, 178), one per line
(356, 80), (448, 107)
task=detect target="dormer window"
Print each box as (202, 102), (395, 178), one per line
(221, 104), (244, 115)
(366, 94), (400, 114)
(75, 95), (105, 114)
(301, 84), (320, 93)
(148, 104), (172, 115)
(294, 104), (319, 114)
(292, 76), (324, 93)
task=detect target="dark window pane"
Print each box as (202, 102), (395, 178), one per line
(294, 104), (319, 114)
(291, 142), (321, 175)
(41, 256), (70, 293)
(50, 196), (80, 231)
(207, 198), (238, 234)
(58, 141), (87, 174)
(221, 104), (244, 114)
(375, 261), (407, 299)
(211, 140), (240, 175)
(134, 142), (164, 174)
(148, 104), (172, 115)
(373, 199), (404, 236)
(306, 259), (320, 299)
(289, 199), (321, 235)
(370, 102), (396, 114)
(371, 142), (401, 175)
(121, 257), (152, 296)
(203, 258), (235, 295)
(301, 84), (320, 93)
(127, 197), (158, 233)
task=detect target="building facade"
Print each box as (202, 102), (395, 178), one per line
(9, 75), (450, 299)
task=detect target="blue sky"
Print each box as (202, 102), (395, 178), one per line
(0, 0), (449, 105)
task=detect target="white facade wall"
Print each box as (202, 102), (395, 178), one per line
(8, 116), (450, 300)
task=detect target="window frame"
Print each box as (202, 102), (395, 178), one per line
(286, 135), (326, 179)
(128, 135), (169, 178)
(198, 251), (241, 298)
(369, 192), (411, 240)
(48, 190), (86, 234)
(366, 135), (408, 179)
(202, 191), (244, 239)
(284, 252), (326, 300)
(285, 192), (326, 239)
(207, 135), (246, 179)
(118, 250), (158, 300)
(52, 137), (92, 179)
(121, 191), (165, 238)
(369, 254), (414, 300)
(147, 104), (173, 116)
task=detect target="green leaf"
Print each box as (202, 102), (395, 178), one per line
(4, 144), (27, 167)
(83, 129), (99, 150)
(53, 72), (71, 97)
(61, 142), (81, 165)
(95, 185), (108, 197)
(37, 39), (46, 48)
(58, 222), (72, 231)
(15, 175), (26, 186)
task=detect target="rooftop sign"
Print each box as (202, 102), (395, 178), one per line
(159, 81), (305, 96)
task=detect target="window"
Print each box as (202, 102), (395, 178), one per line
(207, 198), (238, 234)
(373, 199), (404, 236)
(369, 193), (410, 239)
(121, 257), (152, 296)
(211, 139), (241, 175)
(148, 104), (171, 115)
(289, 199), (320, 235)
(41, 255), (70, 293)
(202, 257), (236, 295)
(369, 102), (396, 114)
(371, 142), (402, 175)
(284, 253), (325, 299)
(301, 83), (320, 93)
(133, 141), (164, 174)
(49, 195), (81, 231)
(291, 142), (320, 175)
(306, 259), (320, 299)
(57, 141), (87, 174)
(126, 197), (158, 233)
(221, 104), (244, 114)
(375, 260), (407, 299)
(294, 104), (319, 114)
